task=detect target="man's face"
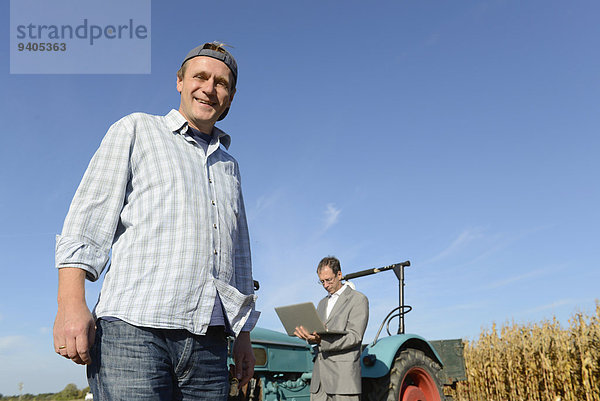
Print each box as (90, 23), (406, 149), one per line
(177, 56), (235, 133)
(318, 266), (343, 295)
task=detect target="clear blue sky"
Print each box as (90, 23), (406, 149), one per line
(1, 0), (599, 396)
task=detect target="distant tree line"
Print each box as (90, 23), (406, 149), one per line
(0, 383), (89, 401)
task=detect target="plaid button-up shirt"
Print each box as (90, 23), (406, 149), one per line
(55, 110), (259, 335)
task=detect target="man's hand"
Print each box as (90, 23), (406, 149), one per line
(294, 326), (321, 344)
(233, 331), (255, 388)
(53, 268), (96, 365)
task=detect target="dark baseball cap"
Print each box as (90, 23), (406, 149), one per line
(181, 42), (238, 89)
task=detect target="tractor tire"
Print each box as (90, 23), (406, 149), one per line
(362, 348), (444, 401)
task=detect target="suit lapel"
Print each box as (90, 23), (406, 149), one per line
(317, 297), (328, 321)
(326, 286), (352, 324)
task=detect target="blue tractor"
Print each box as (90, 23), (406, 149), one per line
(229, 261), (466, 401)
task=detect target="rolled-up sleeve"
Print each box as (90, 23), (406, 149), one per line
(56, 117), (134, 281)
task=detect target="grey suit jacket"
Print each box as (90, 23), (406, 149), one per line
(310, 286), (369, 395)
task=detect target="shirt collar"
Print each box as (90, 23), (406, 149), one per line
(165, 109), (232, 150)
(328, 283), (348, 298)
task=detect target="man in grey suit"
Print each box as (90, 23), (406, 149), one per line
(294, 256), (369, 401)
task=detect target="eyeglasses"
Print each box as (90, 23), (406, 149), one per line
(317, 277), (338, 286)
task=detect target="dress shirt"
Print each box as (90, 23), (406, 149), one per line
(326, 283), (349, 319)
(55, 110), (259, 336)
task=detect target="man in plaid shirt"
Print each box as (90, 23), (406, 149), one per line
(53, 42), (259, 401)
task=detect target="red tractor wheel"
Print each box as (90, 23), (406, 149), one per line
(398, 366), (441, 401)
(390, 349), (444, 401)
(362, 348), (444, 401)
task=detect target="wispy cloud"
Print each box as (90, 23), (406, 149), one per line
(323, 203), (341, 231)
(483, 268), (547, 290)
(464, 224), (555, 267)
(248, 189), (284, 222)
(424, 224), (556, 271)
(0, 336), (26, 353)
(521, 299), (576, 315)
(437, 301), (487, 312)
(425, 227), (484, 264)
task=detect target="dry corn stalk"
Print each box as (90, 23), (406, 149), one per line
(450, 300), (600, 401)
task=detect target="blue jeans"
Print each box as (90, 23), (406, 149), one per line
(87, 319), (229, 401)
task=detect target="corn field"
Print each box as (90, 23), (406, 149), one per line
(449, 301), (600, 401)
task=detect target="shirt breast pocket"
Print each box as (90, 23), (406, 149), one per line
(213, 160), (241, 221)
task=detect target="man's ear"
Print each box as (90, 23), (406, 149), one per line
(176, 74), (183, 93)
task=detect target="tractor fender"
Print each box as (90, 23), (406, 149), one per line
(360, 333), (444, 378)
